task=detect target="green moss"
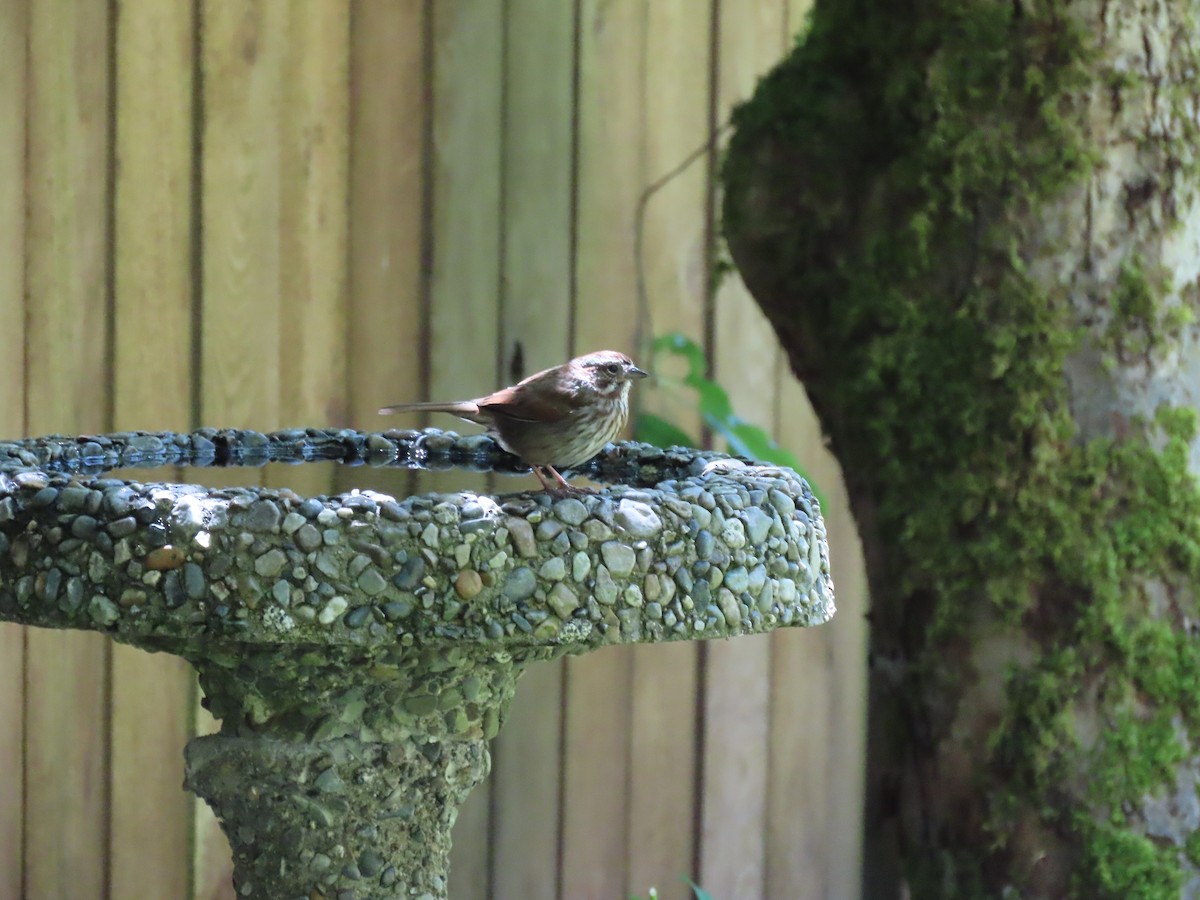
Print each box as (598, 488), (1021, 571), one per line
(1186, 830), (1200, 867)
(722, 0), (1200, 893)
(1106, 256), (1183, 356)
(1075, 821), (1183, 898)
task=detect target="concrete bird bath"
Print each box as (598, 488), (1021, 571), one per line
(0, 427), (834, 899)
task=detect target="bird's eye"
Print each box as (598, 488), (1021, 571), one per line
(604, 362), (621, 376)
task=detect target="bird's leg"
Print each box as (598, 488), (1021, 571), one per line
(539, 465), (597, 496)
(531, 466), (555, 492)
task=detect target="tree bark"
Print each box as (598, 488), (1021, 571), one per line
(723, 1), (1200, 896)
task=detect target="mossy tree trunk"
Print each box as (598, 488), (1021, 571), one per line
(723, 1), (1200, 896)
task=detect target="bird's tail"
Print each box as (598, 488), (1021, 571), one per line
(377, 400), (480, 417)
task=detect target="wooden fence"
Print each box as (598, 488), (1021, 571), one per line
(0, 1), (867, 898)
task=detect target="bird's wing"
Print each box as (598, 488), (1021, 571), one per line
(477, 369), (582, 423)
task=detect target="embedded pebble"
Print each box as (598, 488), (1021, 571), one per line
(71, 515), (98, 540)
(246, 499), (281, 531)
(383, 597), (414, 620)
(318, 596), (349, 625)
(506, 518), (536, 558)
(502, 567), (537, 601)
(314, 550), (340, 578)
(722, 518), (747, 549)
(777, 578), (797, 603)
(717, 588), (741, 626)
(594, 566), (618, 606)
(548, 583), (579, 620)
(743, 507), (773, 545)
(281, 511), (306, 535)
(183, 563), (206, 600)
(747, 564), (767, 595)
(272, 580), (291, 607)
(724, 567), (750, 593)
(675, 568), (693, 593)
(109, 516), (138, 539)
(393, 556), (425, 590)
(583, 519), (613, 542)
(13, 471), (48, 489)
(421, 523), (439, 548)
(554, 498), (588, 526)
(571, 552), (591, 582)
(455, 570), (483, 600)
(600, 542), (636, 578)
(145, 545), (185, 571)
(254, 548), (288, 578)
(88, 595), (120, 626)
(536, 519), (564, 541)
(298, 497), (324, 518)
(294, 524), (322, 553)
(358, 850), (385, 879)
(357, 568), (388, 596)
(348, 555), (371, 578)
(539, 557), (567, 582)
(769, 489), (795, 519)
(643, 574), (660, 601)
(40, 568), (62, 602)
(695, 530), (714, 560)
(615, 500), (661, 538)
(314, 767), (345, 793)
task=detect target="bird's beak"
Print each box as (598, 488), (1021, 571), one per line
(628, 366), (650, 380)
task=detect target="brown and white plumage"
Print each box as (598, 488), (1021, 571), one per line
(379, 350), (648, 492)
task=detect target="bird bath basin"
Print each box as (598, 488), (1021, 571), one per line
(0, 427), (834, 900)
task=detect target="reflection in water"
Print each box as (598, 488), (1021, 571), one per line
(113, 461), (550, 499)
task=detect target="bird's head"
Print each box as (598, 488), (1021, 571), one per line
(574, 350), (649, 396)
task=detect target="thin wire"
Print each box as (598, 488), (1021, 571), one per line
(633, 119), (733, 359)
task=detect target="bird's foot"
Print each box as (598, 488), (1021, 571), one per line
(535, 465), (598, 497)
(544, 483), (598, 498)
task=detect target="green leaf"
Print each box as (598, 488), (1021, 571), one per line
(651, 331), (707, 381)
(691, 378), (734, 423)
(687, 879), (714, 900)
(644, 331), (829, 508)
(635, 413), (699, 450)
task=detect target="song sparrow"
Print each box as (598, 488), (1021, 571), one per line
(379, 350), (649, 493)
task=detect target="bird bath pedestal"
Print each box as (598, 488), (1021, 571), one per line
(0, 428), (834, 900)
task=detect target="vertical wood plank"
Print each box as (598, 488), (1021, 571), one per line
(766, 377), (833, 899)
(109, 2), (196, 898)
(344, 0), (428, 500)
(699, 2), (786, 897)
(0, 3), (26, 896)
(627, 2), (712, 895)
(265, 0), (350, 501)
(489, 0), (577, 896)
(564, 0), (646, 895)
(200, 0), (284, 434)
(768, 380), (866, 897)
(818, 490), (868, 900)
(422, 0), (503, 506)
(0, 0), (25, 439)
(195, 3), (290, 895)
(24, 1), (113, 897)
(427, 3), (504, 894)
